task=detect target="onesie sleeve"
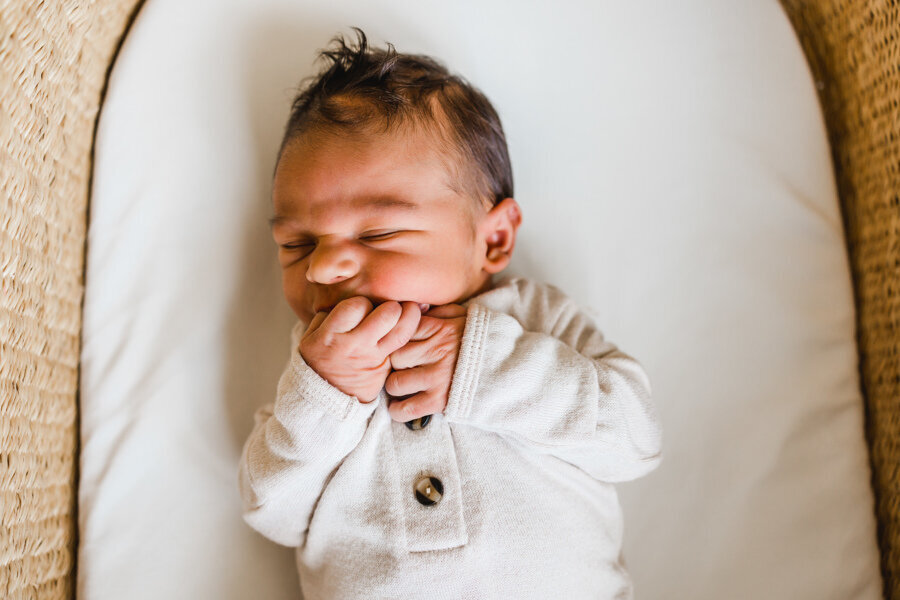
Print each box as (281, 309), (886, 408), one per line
(442, 279), (662, 483)
(237, 319), (378, 547)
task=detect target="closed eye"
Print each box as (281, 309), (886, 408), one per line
(278, 231), (407, 250)
(280, 241), (315, 250)
(360, 230), (403, 241)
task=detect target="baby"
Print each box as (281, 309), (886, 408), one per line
(239, 28), (662, 600)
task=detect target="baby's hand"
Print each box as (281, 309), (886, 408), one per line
(385, 303), (466, 422)
(299, 297), (422, 403)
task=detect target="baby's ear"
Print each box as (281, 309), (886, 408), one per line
(481, 197), (522, 274)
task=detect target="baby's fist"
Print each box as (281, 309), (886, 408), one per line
(386, 303), (467, 422)
(300, 298), (422, 402)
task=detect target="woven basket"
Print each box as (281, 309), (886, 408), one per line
(1, 1), (144, 597)
(1, 0), (897, 597)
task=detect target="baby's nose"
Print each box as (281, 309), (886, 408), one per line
(305, 241), (360, 284)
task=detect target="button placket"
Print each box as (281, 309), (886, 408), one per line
(390, 412), (468, 552)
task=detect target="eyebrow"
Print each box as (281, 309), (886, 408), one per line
(268, 195), (420, 228)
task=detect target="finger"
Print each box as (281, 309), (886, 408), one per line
(424, 303), (466, 319)
(408, 315), (448, 342)
(389, 338), (438, 370)
(388, 390), (445, 423)
(320, 296), (373, 333)
(350, 300), (403, 345)
(384, 364), (436, 397)
(377, 301), (422, 354)
(302, 311), (328, 339)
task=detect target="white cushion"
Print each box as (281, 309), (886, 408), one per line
(78, 0), (883, 597)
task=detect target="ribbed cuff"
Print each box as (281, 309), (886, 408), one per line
(443, 302), (491, 422)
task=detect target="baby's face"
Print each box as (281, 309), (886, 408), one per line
(270, 129), (500, 324)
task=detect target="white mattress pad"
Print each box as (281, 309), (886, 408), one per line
(78, 0), (883, 597)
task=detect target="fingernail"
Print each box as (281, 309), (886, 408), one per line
(418, 303), (430, 313)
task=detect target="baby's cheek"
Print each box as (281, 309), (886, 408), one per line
(286, 296), (314, 325)
(282, 271), (314, 322)
(368, 255), (455, 304)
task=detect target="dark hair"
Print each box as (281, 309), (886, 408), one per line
(278, 27), (513, 207)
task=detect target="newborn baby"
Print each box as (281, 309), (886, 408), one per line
(239, 28), (662, 600)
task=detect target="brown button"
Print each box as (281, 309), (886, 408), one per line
(405, 415), (432, 430)
(414, 476), (443, 506)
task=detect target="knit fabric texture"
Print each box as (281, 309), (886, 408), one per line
(238, 276), (662, 599)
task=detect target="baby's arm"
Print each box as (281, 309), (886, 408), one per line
(443, 280), (662, 483)
(238, 299), (420, 547)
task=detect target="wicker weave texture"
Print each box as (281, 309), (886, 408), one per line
(0, 0), (141, 597)
(780, 1), (900, 598)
